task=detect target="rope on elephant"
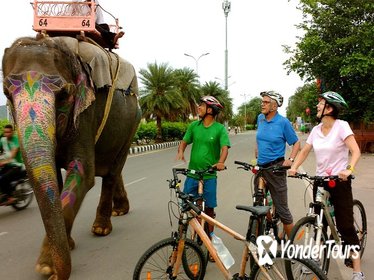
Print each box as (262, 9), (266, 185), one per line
(84, 37), (121, 144)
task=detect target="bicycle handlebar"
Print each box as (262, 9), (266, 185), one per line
(288, 172), (355, 181)
(172, 166), (221, 181)
(234, 160), (290, 173)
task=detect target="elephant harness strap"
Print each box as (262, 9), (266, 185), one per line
(85, 37), (121, 144)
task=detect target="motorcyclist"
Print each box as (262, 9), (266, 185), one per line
(0, 124), (25, 205)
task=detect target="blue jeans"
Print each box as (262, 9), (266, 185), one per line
(183, 177), (217, 208)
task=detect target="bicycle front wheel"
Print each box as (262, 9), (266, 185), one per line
(133, 237), (206, 280)
(353, 199), (367, 258)
(288, 216), (330, 275)
(249, 251), (327, 280)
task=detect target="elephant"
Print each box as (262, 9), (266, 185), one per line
(2, 36), (141, 279)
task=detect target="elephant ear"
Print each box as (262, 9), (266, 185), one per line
(72, 71), (95, 128)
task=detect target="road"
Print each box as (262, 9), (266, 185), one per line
(0, 131), (371, 279)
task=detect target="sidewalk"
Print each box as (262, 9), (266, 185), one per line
(297, 132), (373, 279)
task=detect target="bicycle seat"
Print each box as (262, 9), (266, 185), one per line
(236, 205), (271, 216)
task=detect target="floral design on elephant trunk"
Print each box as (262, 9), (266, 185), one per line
(4, 71), (64, 203)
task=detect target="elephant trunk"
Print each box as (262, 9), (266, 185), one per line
(12, 73), (71, 279)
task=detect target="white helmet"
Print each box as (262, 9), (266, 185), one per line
(260, 91), (284, 107)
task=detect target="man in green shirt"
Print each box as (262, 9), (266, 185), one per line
(0, 124), (25, 205)
(176, 96), (230, 245)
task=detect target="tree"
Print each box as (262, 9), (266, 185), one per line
(139, 62), (186, 141)
(173, 67), (201, 120)
(283, 0), (374, 123)
(286, 83), (319, 124)
(200, 81), (233, 123)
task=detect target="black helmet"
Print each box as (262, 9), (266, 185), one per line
(200, 96), (223, 114)
(260, 91), (284, 107)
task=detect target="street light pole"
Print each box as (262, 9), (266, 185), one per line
(241, 93), (249, 130)
(184, 52), (210, 76)
(222, 0), (231, 91)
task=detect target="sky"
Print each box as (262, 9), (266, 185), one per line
(0, 0), (305, 115)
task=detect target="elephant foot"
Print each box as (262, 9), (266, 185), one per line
(112, 207), (129, 216)
(35, 236), (75, 277)
(92, 217), (112, 236)
(112, 197), (130, 216)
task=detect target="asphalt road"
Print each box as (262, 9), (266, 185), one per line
(0, 131), (371, 279)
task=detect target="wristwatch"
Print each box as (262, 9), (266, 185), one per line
(288, 157), (295, 162)
(346, 165), (354, 172)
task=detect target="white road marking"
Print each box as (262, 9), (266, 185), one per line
(126, 177), (146, 186)
(0, 232), (8, 236)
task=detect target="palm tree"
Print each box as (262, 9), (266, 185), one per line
(139, 62), (185, 141)
(200, 81), (233, 122)
(173, 67), (201, 120)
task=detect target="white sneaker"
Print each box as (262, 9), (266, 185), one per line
(352, 272), (365, 280)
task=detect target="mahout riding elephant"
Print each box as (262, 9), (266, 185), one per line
(2, 36), (141, 279)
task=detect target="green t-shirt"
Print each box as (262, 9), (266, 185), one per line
(183, 121), (231, 179)
(0, 135), (24, 167)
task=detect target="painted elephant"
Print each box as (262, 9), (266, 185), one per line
(2, 36), (141, 279)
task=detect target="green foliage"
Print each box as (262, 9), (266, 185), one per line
(286, 83), (319, 124)
(245, 124), (256, 130)
(237, 97), (262, 126)
(134, 121), (189, 144)
(0, 119), (10, 136)
(135, 122), (157, 142)
(283, 0), (374, 123)
(161, 122), (189, 141)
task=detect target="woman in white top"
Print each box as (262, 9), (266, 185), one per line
(289, 91), (364, 280)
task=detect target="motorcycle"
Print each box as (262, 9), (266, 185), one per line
(0, 169), (34, 210)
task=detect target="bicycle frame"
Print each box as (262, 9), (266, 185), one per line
(304, 186), (340, 246)
(175, 208), (282, 280)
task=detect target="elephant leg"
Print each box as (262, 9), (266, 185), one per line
(112, 175), (130, 216)
(35, 161), (91, 276)
(92, 174), (117, 236)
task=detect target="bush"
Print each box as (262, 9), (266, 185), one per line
(0, 119), (10, 136)
(133, 121), (189, 144)
(162, 122), (189, 141)
(135, 122), (157, 143)
(245, 124), (255, 130)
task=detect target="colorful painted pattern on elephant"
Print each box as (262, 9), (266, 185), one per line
(4, 71), (63, 203)
(73, 72), (95, 127)
(61, 160), (84, 209)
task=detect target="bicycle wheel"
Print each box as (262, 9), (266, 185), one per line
(133, 237), (206, 280)
(249, 251), (328, 280)
(288, 216), (330, 275)
(353, 199), (367, 258)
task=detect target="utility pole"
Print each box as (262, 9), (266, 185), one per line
(222, 0), (231, 91)
(241, 93), (249, 130)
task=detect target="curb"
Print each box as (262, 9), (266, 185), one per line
(129, 140), (181, 155)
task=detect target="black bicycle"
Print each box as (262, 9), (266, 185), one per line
(288, 173), (367, 275)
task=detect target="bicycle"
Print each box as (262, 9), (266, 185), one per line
(288, 173), (367, 275)
(133, 168), (328, 280)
